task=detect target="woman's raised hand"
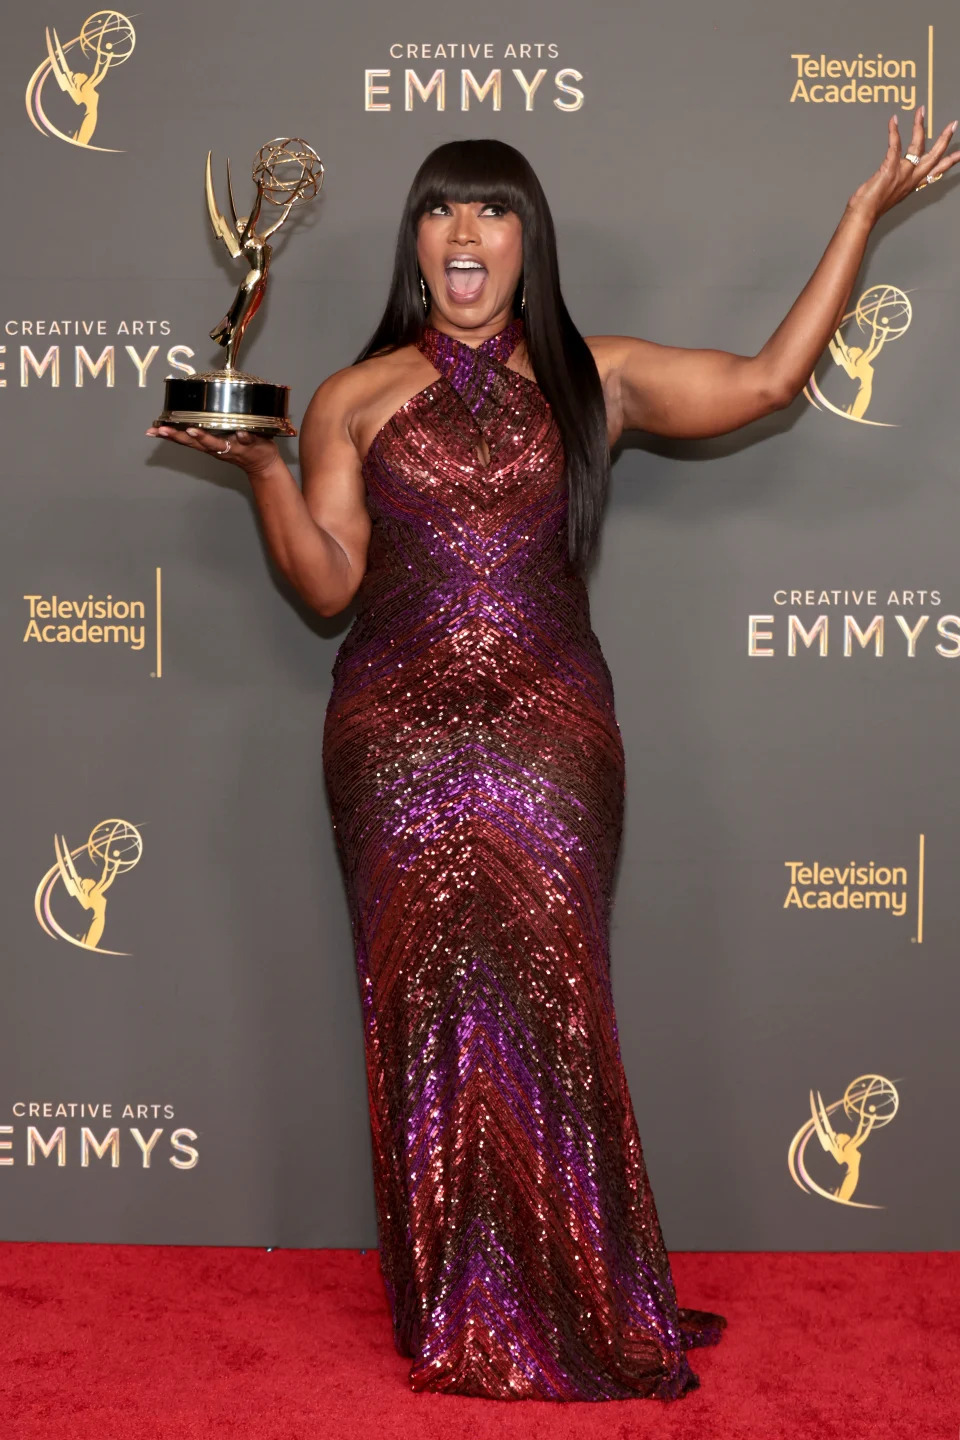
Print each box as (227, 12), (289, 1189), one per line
(145, 424), (281, 477)
(848, 106), (959, 224)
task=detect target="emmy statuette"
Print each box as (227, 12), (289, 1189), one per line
(154, 137), (323, 437)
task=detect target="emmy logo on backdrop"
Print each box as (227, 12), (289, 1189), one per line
(26, 10), (136, 152)
(154, 138), (324, 438)
(804, 284), (913, 426)
(34, 818), (144, 956)
(787, 1073), (900, 1209)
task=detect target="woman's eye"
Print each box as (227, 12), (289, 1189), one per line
(429, 203), (507, 216)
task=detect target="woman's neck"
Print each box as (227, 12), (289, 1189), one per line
(425, 311), (520, 348)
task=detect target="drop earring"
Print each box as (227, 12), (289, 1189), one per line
(419, 273), (429, 313)
(521, 282), (526, 314)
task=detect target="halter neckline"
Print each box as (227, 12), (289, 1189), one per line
(417, 315), (525, 367)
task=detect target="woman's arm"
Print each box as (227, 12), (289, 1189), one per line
(594, 107), (959, 443)
(248, 370), (371, 617)
(146, 366), (371, 618)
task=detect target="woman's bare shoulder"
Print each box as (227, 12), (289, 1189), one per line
(582, 334), (629, 383)
(302, 340), (440, 464)
(304, 344), (406, 405)
(301, 344), (414, 428)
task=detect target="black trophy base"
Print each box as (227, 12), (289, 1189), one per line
(154, 370), (297, 437)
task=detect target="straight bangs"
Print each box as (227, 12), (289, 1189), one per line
(410, 170), (532, 228)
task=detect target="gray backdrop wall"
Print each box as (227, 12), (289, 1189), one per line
(1, 0), (957, 1250)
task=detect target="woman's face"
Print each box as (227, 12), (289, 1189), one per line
(416, 198), (523, 332)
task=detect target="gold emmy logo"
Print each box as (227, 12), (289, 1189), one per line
(804, 284), (912, 426)
(25, 10), (136, 152)
(34, 817), (143, 955)
(787, 1073), (900, 1209)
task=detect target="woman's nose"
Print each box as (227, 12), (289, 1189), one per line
(448, 209), (481, 243)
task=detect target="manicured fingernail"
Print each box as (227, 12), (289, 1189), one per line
(952, 119), (959, 133)
(893, 114), (898, 126)
(920, 104), (925, 118)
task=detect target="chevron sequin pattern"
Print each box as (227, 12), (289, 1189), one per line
(322, 317), (725, 1399)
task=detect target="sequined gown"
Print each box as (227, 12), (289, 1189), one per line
(322, 316), (725, 1400)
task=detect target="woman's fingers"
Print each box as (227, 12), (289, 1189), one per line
(915, 119), (960, 182)
(145, 425), (203, 448)
(901, 104), (926, 162)
(146, 424), (238, 456)
(882, 106), (960, 202)
(184, 427), (238, 455)
(879, 113), (903, 179)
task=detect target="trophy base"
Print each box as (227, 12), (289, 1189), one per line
(155, 370), (297, 437)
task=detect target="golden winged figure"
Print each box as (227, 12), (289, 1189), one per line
(809, 1086), (879, 1203)
(205, 150), (309, 373)
(44, 23), (113, 146)
(53, 832), (122, 950)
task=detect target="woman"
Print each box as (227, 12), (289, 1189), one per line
(147, 111), (957, 1401)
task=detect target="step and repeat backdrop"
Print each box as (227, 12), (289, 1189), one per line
(0, 0), (957, 1250)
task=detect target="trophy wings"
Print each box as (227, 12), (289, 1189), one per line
(45, 26), (83, 104)
(205, 151), (243, 261)
(54, 834), (91, 910)
(810, 1089), (843, 1160)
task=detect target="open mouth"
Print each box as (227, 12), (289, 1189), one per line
(444, 258), (487, 304)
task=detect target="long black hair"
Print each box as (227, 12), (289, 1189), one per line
(353, 138), (610, 574)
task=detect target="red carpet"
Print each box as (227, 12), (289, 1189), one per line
(1, 1246), (955, 1439)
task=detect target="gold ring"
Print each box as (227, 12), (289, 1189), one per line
(903, 152), (921, 165)
(216, 441), (232, 455)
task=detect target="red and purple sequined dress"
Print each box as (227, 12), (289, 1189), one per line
(322, 316), (725, 1400)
